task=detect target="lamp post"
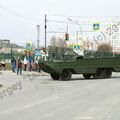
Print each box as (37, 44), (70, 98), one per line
(67, 18), (82, 45)
(45, 14), (47, 49)
(66, 18), (72, 33)
(37, 25), (40, 49)
(11, 44), (13, 60)
(67, 24), (68, 33)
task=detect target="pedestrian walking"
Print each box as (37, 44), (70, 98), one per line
(17, 58), (22, 75)
(11, 57), (16, 72)
(28, 57), (32, 71)
(23, 57), (28, 71)
(38, 58), (41, 73)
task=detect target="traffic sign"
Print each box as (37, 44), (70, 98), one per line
(73, 45), (80, 50)
(93, 23), (100, 31)
(34, 49), (42, 56)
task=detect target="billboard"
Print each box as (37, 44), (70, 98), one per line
(26, 41), (32, 51)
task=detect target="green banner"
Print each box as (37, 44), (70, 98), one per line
(26, 41), (32, 51)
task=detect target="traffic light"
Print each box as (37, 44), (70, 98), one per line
(65, 33), (69, 41)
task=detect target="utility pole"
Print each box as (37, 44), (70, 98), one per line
(37, 25), (40, 49)
(80, 24), (82, 35)
(11, 44), (12, 60)
(76, 31), (79, 45)
(45, 14), (47, 48)
(67, 24), (68, 33)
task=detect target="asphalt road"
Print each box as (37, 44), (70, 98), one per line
(0, 71), (120, 120)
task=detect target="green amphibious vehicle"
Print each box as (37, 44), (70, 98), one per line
(41, 47), (120, 80)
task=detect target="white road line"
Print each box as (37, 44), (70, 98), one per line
(23, 96), (60, 109)
(0, 96), (60, 115)
(43, 113), (53, 117)
(75, 116), (94, 120)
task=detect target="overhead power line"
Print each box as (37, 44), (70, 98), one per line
(48, 19), (67, 24)
(0, 3), (42, 21)
(48, 14), (120, 19)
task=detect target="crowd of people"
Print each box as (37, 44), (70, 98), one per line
(11, 56), (43, 75)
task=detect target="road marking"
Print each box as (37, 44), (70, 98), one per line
(23, 96), (60, 109)
(43, 113), (53, 117)
(0, 96), (60, 115)
(75, 116), (94, 120)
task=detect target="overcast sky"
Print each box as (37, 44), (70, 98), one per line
(0, 0), (120, 47)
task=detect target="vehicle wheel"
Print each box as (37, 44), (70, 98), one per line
(82, 74), (91, 79)
(105, 69), (112, 78)
(50, 73), (60, 80)
(93, 69), (104, 79)
(94, 69), (112, 79)
(61, 70), (72, 81)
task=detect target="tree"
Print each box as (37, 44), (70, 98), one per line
(97, 43), (112, 52)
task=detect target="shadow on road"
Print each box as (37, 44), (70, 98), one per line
(70, 76), (120, 81)
(0, 84), (3, 88)
(48, 76), (120, 81)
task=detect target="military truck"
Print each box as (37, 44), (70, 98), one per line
(41, 47), (120, 80)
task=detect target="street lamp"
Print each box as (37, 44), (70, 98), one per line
(67, 18), (82, 44)
(37, 25), (40, 49)
(11, 44), (13, 60)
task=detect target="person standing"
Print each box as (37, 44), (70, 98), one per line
(17, 58), (22, 75)
(11, 57), (16, 72)
(38, 58), (41, 73)
(28, 57), (32, 71)
(23, 57), (28, 71)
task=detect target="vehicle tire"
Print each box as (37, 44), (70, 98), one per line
(93, 69), (104, 79)
(61, 70), (72, 81)
(105, 69), (112, 78)
(50, 73), (60, 80)
(82, 74), (91, 79)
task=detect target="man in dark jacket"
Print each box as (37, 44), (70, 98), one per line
(38, 58), (41, 73)
(11, 57), (16, 72)
(17, 58), (22, 75)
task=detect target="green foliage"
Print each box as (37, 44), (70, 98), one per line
(97, 43), (112, 52)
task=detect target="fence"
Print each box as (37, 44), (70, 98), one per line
(0, 53), (25, 63)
